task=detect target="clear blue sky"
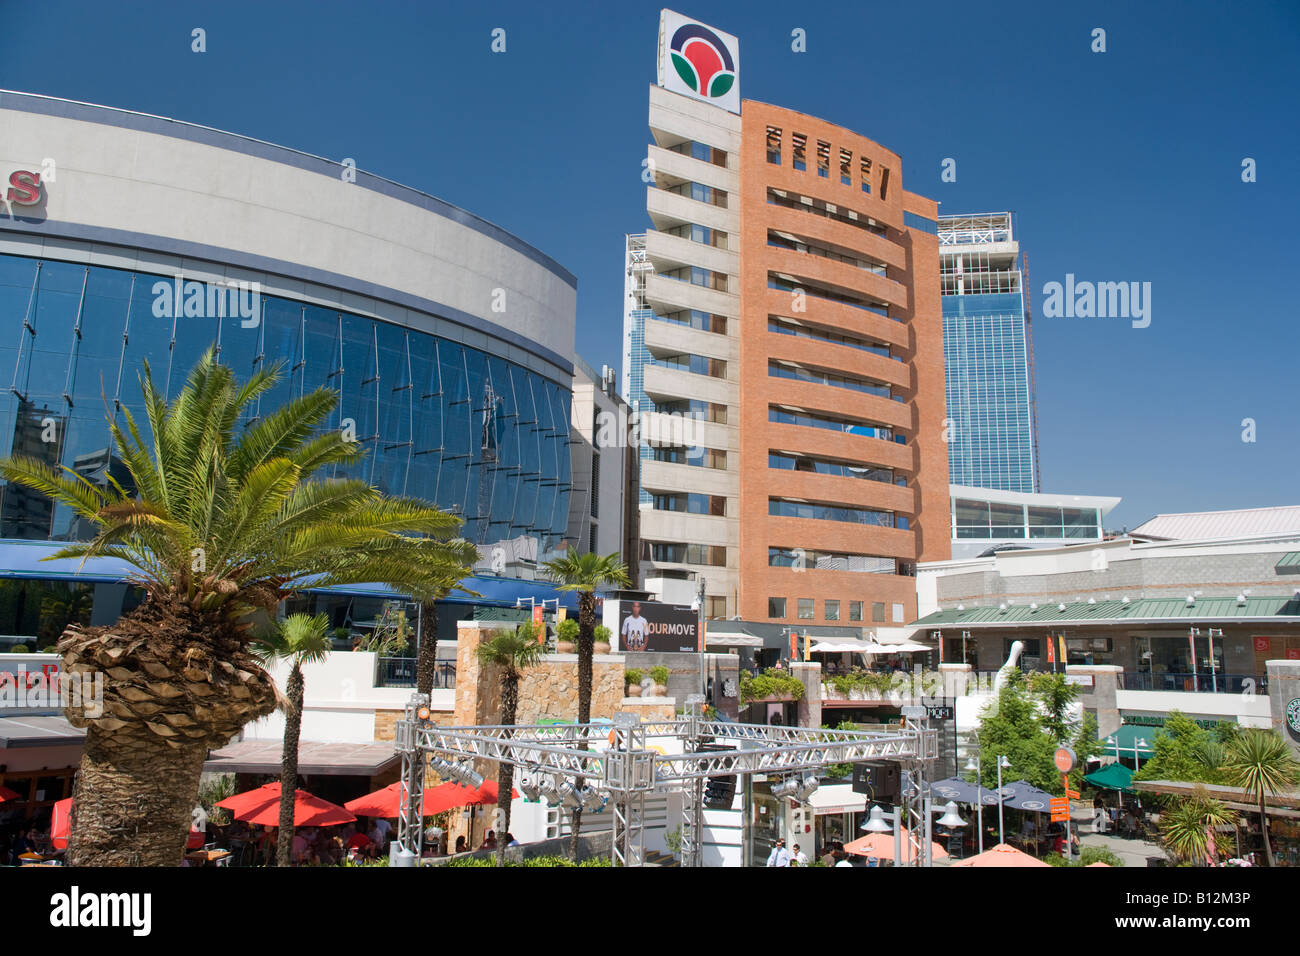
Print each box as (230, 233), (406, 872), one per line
(5, 0), (1298, 530)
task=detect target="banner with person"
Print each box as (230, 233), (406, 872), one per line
(613, 599), (698, 653)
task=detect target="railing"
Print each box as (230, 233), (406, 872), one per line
(376, 658), (456, 689)
(1118, 672), (1266, 695)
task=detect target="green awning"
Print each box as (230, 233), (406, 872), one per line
(1104, 725), (1157, 758)
(1084, 762), (1135, 792)
(1277, 552), (1300, 575)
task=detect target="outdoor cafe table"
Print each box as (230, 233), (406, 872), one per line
(184, 849), (232, 867)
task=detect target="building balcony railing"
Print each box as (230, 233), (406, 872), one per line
(376, 657), (456, 689)
(1118, 672), (1266, 694)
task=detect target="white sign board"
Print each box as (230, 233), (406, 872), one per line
(657, 9), (740, 114)
(1064, 674), (1094, 687)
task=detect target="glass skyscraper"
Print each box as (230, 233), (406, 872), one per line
(938, 213), (1038, 493)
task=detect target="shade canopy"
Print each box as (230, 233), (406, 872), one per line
(845, 827), (948, 863)
(0, 784), (22, 802)
(999, 781), (1057, 812)
(952, 842), (1050, 868)
(345, 782), (406, 819)
(424, 780), (519, 815)
(1105, 725), (1156, 758)
(809, 640), (876, 653)
(1084, 762), (1135, 793)
(216, 782), (355, 827)
(928, 776), (1010, 807)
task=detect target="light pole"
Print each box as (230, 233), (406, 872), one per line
(996, 755), (1011, 845)
(965, 755), (985, 854)
(1206, 628), (1222, 693)
(1133, 737), (1147, 771)
(1105, 735), (1125, 811)
(694, 575), (707, 700)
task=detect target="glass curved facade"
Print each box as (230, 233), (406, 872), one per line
(0, 254), (572, 562)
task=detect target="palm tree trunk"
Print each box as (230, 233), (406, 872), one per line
(276, 664), (304, 867)
(1259, 794), (1274, 867)
(416, 599), (438, 696)
(66, 728), (209, 866)
(568, 590), (596, 859)
(496, 672), (518, 867)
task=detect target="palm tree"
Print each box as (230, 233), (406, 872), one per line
(254, 612), (333, 867)
(1159, 797), (1238, 865)
(541, 551), (630, 857)
(475, 622), (544, 864)
(1222, 728), (1300, 867)
(409, 560), (480, 697)
(0, 349), (472, 865)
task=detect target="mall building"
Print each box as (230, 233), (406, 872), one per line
(623, 12), (951, 630)
(0, 89), (631, 652)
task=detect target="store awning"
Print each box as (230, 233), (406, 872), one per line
(1277, 552), (1300, 575)
(1083, 762), (1135, 792)
(806, 784), (868, 815)
(204, 740), (400, 777)
(809, 639), (876, 653)
(704, 633), (763, 648)
(1104, 725), (1157, 758)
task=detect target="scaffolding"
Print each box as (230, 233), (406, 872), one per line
(393, 696), (940, 867)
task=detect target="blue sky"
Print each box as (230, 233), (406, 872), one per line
(5, 0), (1298, 529)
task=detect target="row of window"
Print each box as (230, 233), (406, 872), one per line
(664, 266), (729, 293)
(667, 222), (729, 250)
(647, 541), (727, 566)
(767, 274), (892, 319)
(764, 127), (891, 200)
(652, 309), (728, 336)
(768, 406), (904, 444)
(767, 547), (900, 574)
(767, 597), (904, 623)
(767, 231), (887, 276)
(667, 140), (727, 167)
(768, 316), (899, 362)
(653, 398), (728, 423)
(651, 351), (727, 379)
(650, 491), (726, 516)
(769, 451), (902, 486)
(651, 445), (727, 469)
(767, 188), (888, 237)
(662, 180), (728, 209)
(769, 498), (907, 529)
(768, 360), (894, 399)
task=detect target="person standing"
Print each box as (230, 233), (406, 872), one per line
(766, 838), (792, 867)
(792, 843), (809, 866)
(621, 602), (650, 652)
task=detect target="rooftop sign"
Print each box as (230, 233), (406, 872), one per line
(657, 9), (740, 114)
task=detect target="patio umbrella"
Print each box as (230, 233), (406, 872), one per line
(999, 781), (1056, 812)
(345, 782), (405, 819)
(1083, 762), (1134, 793)
(844, 827), (949, 863)
(952, 842), (1050, 868)
(1086, 861), (1112, 867)
(216, 782), (355, 827)
(928, 777), (1008, 807)
(424, 780), (519, 814)
(50, 796), (73, 850)
(0, 784), (22, 802)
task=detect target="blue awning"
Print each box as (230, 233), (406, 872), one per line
(0, 539), (580, 610)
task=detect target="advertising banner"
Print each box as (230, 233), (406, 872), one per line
(616, 598), (699, 653)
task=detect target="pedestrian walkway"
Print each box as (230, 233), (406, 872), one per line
(1079, 831), (1165, 867)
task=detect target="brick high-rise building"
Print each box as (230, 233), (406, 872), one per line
(623, 11), (950, 628)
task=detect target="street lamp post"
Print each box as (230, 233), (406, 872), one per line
(1133, 737), (1147, 771)
(694, 576), (707, 699)
(996, 755), (1011, 845)
(965, 755), (984, 854)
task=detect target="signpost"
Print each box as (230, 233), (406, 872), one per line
(1053, 747), (1076, 859)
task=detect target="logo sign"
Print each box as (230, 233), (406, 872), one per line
(1049, 797), (1070, 823)
(900, 705), (926, 719)
(657, 9), (740, 114)
(1053, 747), (1076, 773)
(1286, 698), (1300, 743)
(3, 169), (44, 212)
(926, 704), (954, 722)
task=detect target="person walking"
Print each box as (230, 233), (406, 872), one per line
(766, 838), (792, 867)
(792, 843), (809, 867)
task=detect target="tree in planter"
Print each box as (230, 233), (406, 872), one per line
(475, 623), (544, 865)
(1159, 797), (1238, 865)
(0, 350), (471, 865)
(1221, 728), (1300, 867)
(540, 551), (630, 858)
(555, 617), (580, 653)
(254, 612), (332, 866)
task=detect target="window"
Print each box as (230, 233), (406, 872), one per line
(769, 498), (901, 527)
(849, 601), (863, 621)
(768, 406), (899, 442)
(825, 599), (840, 621)
(766, 233), (889, 276)
(668, 141), (726, 166)
(769, 451), (897, 485)
(651, 351), (727, 378)
(891, 602), (904, 623)
(650, 492), (725, 516)
(797, 598), (814, 620)
(590, 451), (600, 519)
(816, 140), (830, 178)
(648, 542), (726, 566)
(667, 223), (728, 250)
(768, 597), (787, 619)
(654, 398), (728, 423)
(767, 187), (888, 236)
(768, 547), (898, 574)
(766, 125), (782, 165)
(664, 266), (728, 292)
(664, 181), (728, 208)
(860, 156), (872, 194)
(706, 596), (727, 619)
(650, 446), (727, 469)
(872, 602), (886, 623)
(792, 133), (807, 171)
(655, 310), (727, 335)
(879, 167), (890, 201)
(840, 147), (852, 186)
(767, 361), (893, 398)
(767, 274), (892, 319)
(768, 317), (896, 358)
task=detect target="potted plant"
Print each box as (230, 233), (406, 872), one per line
(555, 617), (579, 654)
(624, 668), (644, 697)
(593, 624), (612, 655)
(650, 666), (669, 697)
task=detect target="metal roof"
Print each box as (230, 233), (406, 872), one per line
(0, 715), (85, 749)
(1130, 505), (1300, 541)
(1277, 552), (1300, 574)
(914, 595), (1300, 629)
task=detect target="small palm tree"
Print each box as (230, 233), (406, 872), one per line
(541, 551), (630, 857)
(255, 612), (333, 867)
(1159, 797), (1238, 865)
(1222, 728), (1300, 867)
(409, 560), (480, 696)
(0, 349), (472, 865)
(476, 623), (544, 864)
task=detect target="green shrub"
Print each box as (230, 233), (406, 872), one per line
(740, 668), (804, 703)
(624, 668), (644, 686)
(441, 853), (612, 867)
(556, 618), (580, 643)
(9, 644), (28, 654)
(593, 625), (612, 644)
(650, 666), (669, 685)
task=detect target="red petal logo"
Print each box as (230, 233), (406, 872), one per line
(682, 38), (724, 95)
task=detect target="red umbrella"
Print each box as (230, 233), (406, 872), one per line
(345, 782), (404, 819)
(216, 783), (355, 827)
(423, 780), (519, 815)
(0, 784), (22, 803)
(50, 797), (74, 850)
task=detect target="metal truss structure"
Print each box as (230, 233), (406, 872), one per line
(394, 696), (939, 867)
